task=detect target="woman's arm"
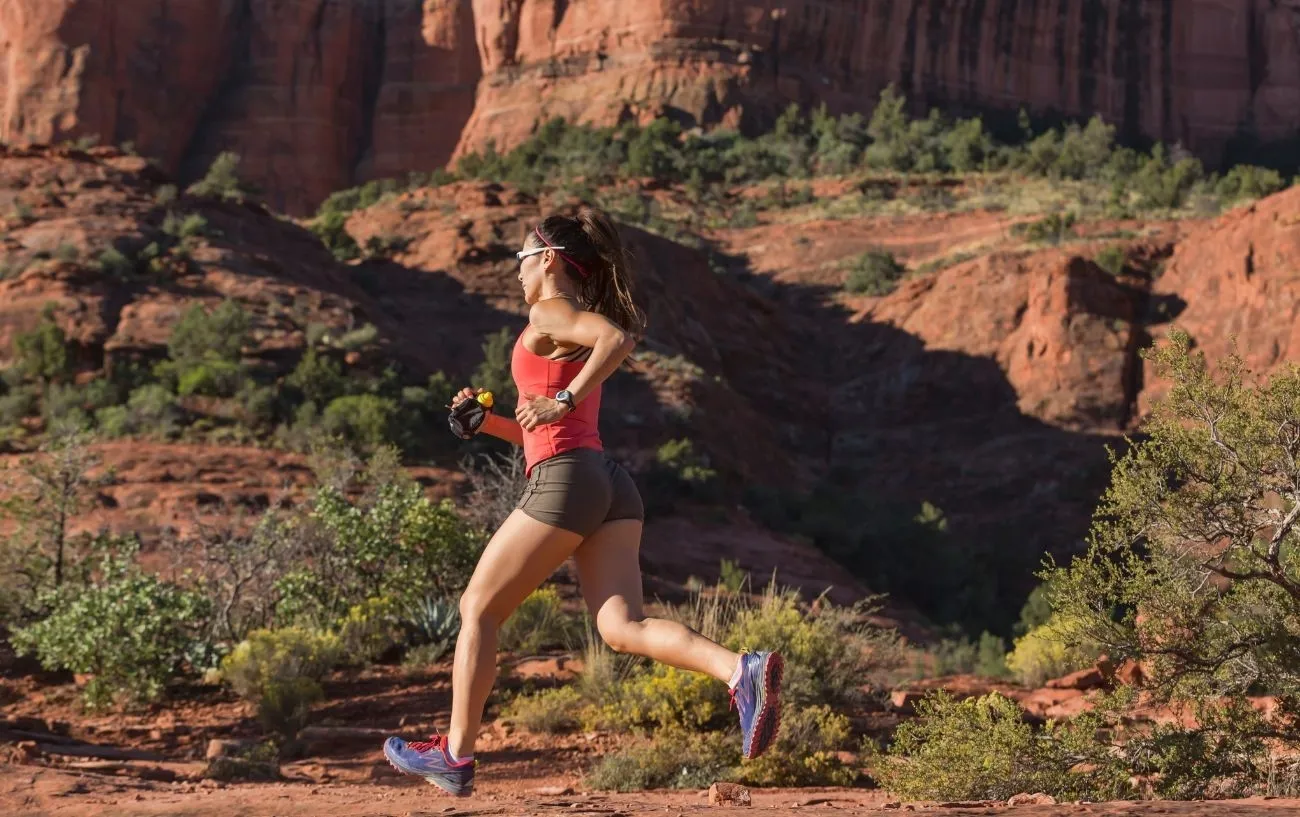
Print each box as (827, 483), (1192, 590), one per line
(480, 412), (524, 447)
(531, 300), (635, 406)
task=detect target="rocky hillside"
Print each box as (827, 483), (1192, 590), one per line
(3, 1), (1297, 212)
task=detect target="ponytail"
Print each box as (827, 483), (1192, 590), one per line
(533, 208), (648, 338)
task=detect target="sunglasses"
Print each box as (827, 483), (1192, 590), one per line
(516, 245), (563, 261)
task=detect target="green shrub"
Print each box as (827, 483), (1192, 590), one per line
(922, 631), (1010, 678)
(718, 558), (749, 593)
(321, 394), (399, 448)
(221, 627), (341, 737)
(334, 323), (379, 352)
(177, 359), (244, 397)
(1004, 614), (1103, 688)
(13, 304), (71, 384)
(585, 663), (730, 732)
(872, 691), (1129, 802)
(11, 540), (211, 708)
(499, 587), (578, 654)
(274, 460), (483, 626)
(310, 210), (361, 262)
(472, 328), (517, 409)
(334, 596), (404, 665)
(1215, 165), (1287, 203)
(168, 300), (249, 366)
(104, 384), (181, 439)
(188, 152), (250, 202)
(1018, 211), (1078, 244)
(585, 727), (739, 792)
(203, 741), (280, 782)
(501, 685), (585, 733)
(287, 348), (348, 406)
(844, 249), (906, 296)
(98, 247), (134, 278)
(734, 705), (857, 787)
(155, 184), (179, 206)
(1128, 146), (1204, 210)
(163, 211), (209, 240)
(1094, 244), (1127, 277)
(54, 243), (79, 263)
(0, 386), (38, 425)
(401, 595), (461, 662)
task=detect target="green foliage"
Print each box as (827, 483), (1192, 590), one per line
(309, 210), (360, 262)
(1215, 165), (1287, 204)
(472, 327), (517, 409)
(1017, 211), (1078, 244)
(177, 359), (244, 398)
(718, 558), (749, 593)
(400, 595), (461, 663)
(334, 596), (404, 665)
(274, 455), (483, 627)
(221, 627), (340, 737)
(168, 300), (249, 366)
(501, 685), (586, 733)
(335, 323), (379, 352)
(1048, 329), (1300, 700)
(499, 587), (578, 654)
(0, 386), (38, 426)
(872, 691), (1130, 802)
(13, 304), (71, 384)
(53, 243), (79, 263)
(96, 384), (182, 439)
(585, 727), (740, 791)
(321, 394), (399, 449)
(1005, 614), (1104, 687)
(1094, 244), (1128, 276)
(286, 349), (348, 406)
(734, 705), (857, 787)
(844, 249), (906, 295)
(98, 247), (134, 278)
(11, 537), (211, 708)
(188, 152), (250, 202)
(654, 438), (717, 484)
(163, 211), (209, 240)
(922, 631), (1011, 679)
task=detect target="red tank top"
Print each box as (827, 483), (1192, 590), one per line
(511, 331), (602, 474)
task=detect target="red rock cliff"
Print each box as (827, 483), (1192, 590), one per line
(3, 0), (1297, 213)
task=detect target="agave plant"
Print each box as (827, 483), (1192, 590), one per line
(402, 596), (460, 663)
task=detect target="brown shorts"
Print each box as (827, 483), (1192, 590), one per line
(516, 448), (644, 537)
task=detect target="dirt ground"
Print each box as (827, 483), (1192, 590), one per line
(6, 765), (1300, 817)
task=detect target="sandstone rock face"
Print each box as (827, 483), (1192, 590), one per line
(1139, 187), (1300, 414)
(5, 1), (1300, 212)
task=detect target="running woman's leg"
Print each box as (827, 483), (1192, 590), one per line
(450, 510), (582, 758)
(573, 518), (784, 759)
(571, 518), (738, 681)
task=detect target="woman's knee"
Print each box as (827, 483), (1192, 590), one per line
(598, 617), (645, 654)
(459, 591), (503, 629)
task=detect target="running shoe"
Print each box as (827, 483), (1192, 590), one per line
(729, 650), (784, 759)
(382, 733), (475, 796)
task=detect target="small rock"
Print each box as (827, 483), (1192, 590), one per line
(883, 804), (901, 810)
(204, 739), (254, 760)
(1045, 666), (1105, 690)
(709, 782), (752, 806)
(1007, 792), (1057, 806)
(15, 741), (40, 762)
(535, 785), (575, 796)
(889, 689), (925, 713)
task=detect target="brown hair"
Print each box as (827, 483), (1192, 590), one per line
(531, 207), (648, 337)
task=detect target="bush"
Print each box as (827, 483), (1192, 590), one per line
(1215, 164), (1286, 203)
(0, 386), (38, 426)
(585, 727), (739, 792)
(168, 300), (249, 366)
(13, 304), (71, 384)
(1094, 244), (1127, 277)
(586, 663), (731, 732)
(401, 595), (461, 662)
(321, 394), (399, 448)
(335, 323), (379, 352)
(335, 596), (403, 665)
(1018, 211), (1078, 244)
(11, 540), (212, 708)
(734, 705), (857, 787)
(844, 250), (906, 296)
(500, 685), (585, 733)
(1005, 614), (1103, 688)
(98, 247), (134, 278)
(221, 627), (341, 737)
(310, 210), (361, 262)
(286, 348), (348, 406)
(100, 384), (181, 439)
(499, 587), (578, 654)
(188, 152), (250, 201)
(872, 691), (1129, 802)
(273, 454), (484, 626)
(472, 328), (517, 409)
(177, 359), (244, 398)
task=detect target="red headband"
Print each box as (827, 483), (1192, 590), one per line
(534, 226), (589, 279)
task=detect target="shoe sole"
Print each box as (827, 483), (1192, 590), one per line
(744, 652), (784, 760)
(383, 741), (474, 797)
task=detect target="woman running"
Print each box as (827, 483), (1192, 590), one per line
(382, 208), (783, 796)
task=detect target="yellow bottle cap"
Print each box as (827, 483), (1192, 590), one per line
(476, 391), (494, 409)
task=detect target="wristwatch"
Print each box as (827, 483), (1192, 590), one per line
(555, 390), (576, 411)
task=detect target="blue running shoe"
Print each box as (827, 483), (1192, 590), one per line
(729, 650), (784, 759)
(382, 733), (475, 796)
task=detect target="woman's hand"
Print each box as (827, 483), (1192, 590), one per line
(449, 386), (482, 410)
(515, 393), (571, 431)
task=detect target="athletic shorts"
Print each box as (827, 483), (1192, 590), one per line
(516, 448), (644, 537)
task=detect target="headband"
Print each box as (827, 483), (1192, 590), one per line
(534, 226), (590, 279)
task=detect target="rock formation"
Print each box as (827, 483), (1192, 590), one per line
(4, 1), (1299, 213)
